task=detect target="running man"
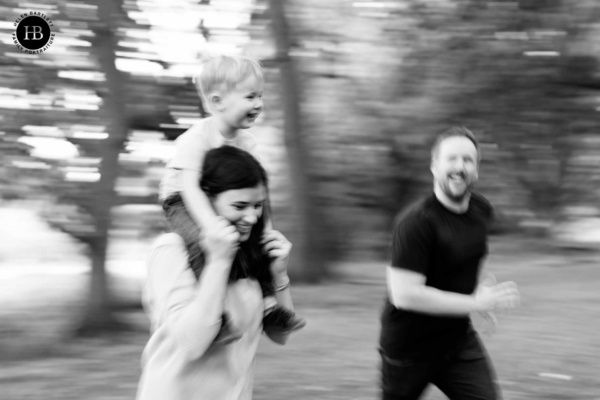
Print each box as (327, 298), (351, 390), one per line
(379, 126), (521, 400)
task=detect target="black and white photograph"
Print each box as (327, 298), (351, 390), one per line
(0, 1), (599, 399)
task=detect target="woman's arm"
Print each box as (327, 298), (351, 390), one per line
(147, 220), (240, 360)
(265, 273), (296, 345)
(260, 231), (296, 345)
(272, 273), (295, 312)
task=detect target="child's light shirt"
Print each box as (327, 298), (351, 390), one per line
(159, 116), (258, 201)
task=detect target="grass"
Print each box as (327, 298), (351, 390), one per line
(0, 235), (599, 400)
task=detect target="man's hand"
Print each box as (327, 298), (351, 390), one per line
(473, 274), (499, 335)
(474, 279), (521, 312)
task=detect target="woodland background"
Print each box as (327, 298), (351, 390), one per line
(0, 1), (599, 399)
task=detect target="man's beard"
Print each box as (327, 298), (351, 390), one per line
(441, 179), (473, 202)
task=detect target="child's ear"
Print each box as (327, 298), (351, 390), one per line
(209, 93), (223, 111)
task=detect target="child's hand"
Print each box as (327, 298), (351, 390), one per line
(202, 217), (239, 265)
(261, 230), (292, 276)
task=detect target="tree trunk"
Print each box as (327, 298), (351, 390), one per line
(76, 0), (130, 335)
(268, 0), (324, 282)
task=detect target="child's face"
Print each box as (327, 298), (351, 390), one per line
(218, 75), (264, 132)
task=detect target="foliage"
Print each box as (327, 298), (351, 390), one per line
(269, 0), (600, 255)
(1, 0), (600, 277)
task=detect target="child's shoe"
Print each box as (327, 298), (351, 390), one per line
(214, 312), (243, 345)
(262, 305), (306, 335)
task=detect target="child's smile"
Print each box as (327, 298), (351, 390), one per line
(220, 75), (264, 131)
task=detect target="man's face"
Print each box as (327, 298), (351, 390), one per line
(431, 136), (479, 202)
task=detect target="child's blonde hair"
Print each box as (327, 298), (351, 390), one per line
(194, 54), (264, 107)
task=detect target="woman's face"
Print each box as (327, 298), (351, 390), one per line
(211, 184), (266, 242)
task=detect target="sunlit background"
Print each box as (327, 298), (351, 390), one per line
(1, 0), (599, 399)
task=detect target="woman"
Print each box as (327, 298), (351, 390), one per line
(137, 146), (300, 400)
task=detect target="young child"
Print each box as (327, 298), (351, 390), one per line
(159, 54), (306, 344)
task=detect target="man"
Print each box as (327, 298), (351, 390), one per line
(379, 126), (520, 400)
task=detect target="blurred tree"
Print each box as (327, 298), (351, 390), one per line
(255, 0), (600, 255)
(0, 0), (135, 334)
(73, 0), (131, 334)
(267, 0), (326, 282)
(379, 0), (600, 233)
(2, 0), (600, 289)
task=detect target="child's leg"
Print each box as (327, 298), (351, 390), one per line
(262, 300), (306, 333)
(163, 194), (204, 278)
(214, 313), (242, 345)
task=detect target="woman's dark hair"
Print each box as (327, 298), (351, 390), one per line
(196, 146), (273, 291)
(200, 145), (268, 198)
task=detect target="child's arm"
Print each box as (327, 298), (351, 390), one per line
(181, 168), (217, 228)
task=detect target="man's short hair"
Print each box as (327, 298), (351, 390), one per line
(193, 55), (264, 104)
(431, 126), (480, 160)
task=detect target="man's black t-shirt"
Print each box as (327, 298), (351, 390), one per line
(379, 192), (493, 360)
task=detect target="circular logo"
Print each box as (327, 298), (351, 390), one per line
(12, 12), (55, 54)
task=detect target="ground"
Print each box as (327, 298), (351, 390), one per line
(0, 206), (599, 400)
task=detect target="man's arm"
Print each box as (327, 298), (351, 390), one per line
(387, 266), (520, 316)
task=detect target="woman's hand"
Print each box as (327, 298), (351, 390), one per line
(261, 230), (292, 278)
(201, 217), (240, 265)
